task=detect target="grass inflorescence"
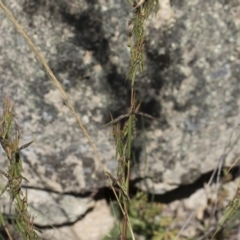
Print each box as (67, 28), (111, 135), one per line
(0, 97), (39, 240)
(104, 1), (159, 239)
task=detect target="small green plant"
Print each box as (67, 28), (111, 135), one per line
(129, 192), (178, 240)
(104, 192), (179, 240)
(0, 97), (39, 240)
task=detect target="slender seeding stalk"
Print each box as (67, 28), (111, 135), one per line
(0, 0), (109, 181)
(122, 88), (133, 239)
(101, 1), (160, 238)
(0, 97), (39, 240)
(0, 3), (124, 235)
(118, 1), (159, 239)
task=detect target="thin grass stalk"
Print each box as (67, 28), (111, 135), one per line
(122, 101), (133, 239)
(0, 1), (121, 221)
(0, 0), (108, 177)
(118, 2), (159, 239)
(103, 1), (159, 239)
(210, 181), (240, 239)
(0, 211), (13, 240)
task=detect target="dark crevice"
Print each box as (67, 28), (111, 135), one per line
(7, 166), (239, 231)
(21, 185), (93, 198)
(34, 207), (94, 229)
(132, 166), (240, 204)
(104, 165), (240, 204)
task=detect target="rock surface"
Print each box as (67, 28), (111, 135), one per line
(0, 188), (94, 226)
(39, 199), (114, 240)
(133, 0), (240, 193)
(0, 0), (240, 238)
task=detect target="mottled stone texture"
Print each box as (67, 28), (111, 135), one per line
(134, 0), (240, 193)
(0, 0), (240, 229)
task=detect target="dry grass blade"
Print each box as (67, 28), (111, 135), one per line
(210, 182), (240, 239)
(105, 171), (131, 203)
(133, 0), (145, 9)
(0, 1), (106, 173)
(19, 140), (34, 151)
(135, 111), (158, 120)
(103, 114), (130, 127)
(0, 6), (124, 238)
(103, 92), (158, 128)
(103, 108), (158, 127)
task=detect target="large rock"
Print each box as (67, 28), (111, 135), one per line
(0, 0), (240, 235)
(133, 0), (240, 193)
